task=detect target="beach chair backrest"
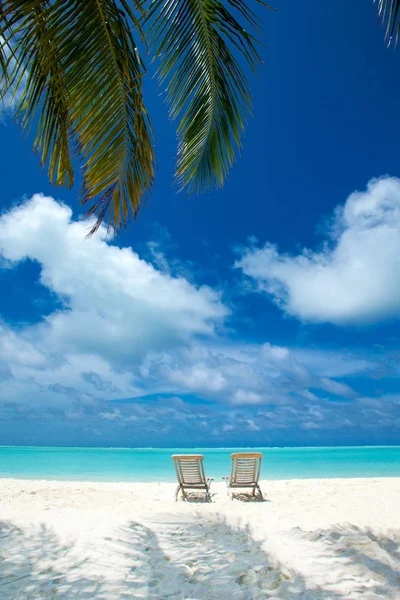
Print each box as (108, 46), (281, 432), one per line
(172, 454), (206, 485)
(230, 452), (263, 485)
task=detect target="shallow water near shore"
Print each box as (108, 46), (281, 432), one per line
(0, 445), (399, 481)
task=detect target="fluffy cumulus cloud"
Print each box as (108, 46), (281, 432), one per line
(0, 194), (399, 445)
(0, 194), (227, 363)
(236, 177), (400, 325)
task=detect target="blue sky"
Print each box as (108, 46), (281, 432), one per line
(0, 0), (400, 447)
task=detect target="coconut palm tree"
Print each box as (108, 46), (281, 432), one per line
(0, 1), (398, 235)
(0, 0), (268, 234)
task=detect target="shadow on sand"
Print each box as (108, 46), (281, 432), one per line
(228, 491), (268, 502)
(0, 518), (398, 598)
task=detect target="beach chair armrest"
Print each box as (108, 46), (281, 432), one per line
(222, 476), (229, 486)
(207, 477), (214, 487)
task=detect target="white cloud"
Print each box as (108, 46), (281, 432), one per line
(0, 194), (232, 413)
(291, 348), (373, 378)
(0, 322), (47, 368)
(142, 341), (357, 405)
(0, 194), (228, 365)
(236, 176), (400, 324)
(232, 390), (264, 405)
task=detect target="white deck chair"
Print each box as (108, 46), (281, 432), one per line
(172, 454), (213, 501)
(222, 452), (263, 499)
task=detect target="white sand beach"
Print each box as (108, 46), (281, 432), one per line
(0, 478), (399, 599)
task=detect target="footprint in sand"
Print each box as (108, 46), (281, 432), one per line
(235, 570), (258, 586)
(258, 569), (289, 591)
(236, 566), (289, 592)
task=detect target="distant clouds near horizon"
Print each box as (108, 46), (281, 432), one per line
(0, 179), (399, 446)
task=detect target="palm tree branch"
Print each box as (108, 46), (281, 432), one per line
(59, 0), (155, 234)
(376, 0), (400, 44)
(1, 0), (155, 234)
(146, 0), (271, 193)
(1, 1), (74, 187)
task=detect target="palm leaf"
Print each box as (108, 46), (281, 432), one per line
(2, 1), (74, 187)
(146, 0), (271, 193)
(1, 0), (155, 234)
(376, 0), (400, 45)
(0, 4), (9, 80)
(0, 7), (17, 103)
(0, 38), (7, 84)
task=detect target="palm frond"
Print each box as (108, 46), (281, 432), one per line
(0, 5), (9, 82)
(2, 1), (74, 187)
(0, 39), (7, 84)
(146, 0), (271, 193)
(1, 0), (155, 234)
(376, 0), (400, 45)
(0, 8), (18, 103)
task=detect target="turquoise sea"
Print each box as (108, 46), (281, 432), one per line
(0, 446), (399, 482)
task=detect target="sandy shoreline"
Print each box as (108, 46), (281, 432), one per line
(0, 477), (399, 598)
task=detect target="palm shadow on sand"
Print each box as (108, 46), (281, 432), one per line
(0, 521), (99, 598)
(0, 519), (398, 598)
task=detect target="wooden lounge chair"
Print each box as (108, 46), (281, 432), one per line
(172, 454), (213, 501)
(222, 452), (263, 500)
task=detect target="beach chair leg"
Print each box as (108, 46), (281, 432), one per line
(257, 485), (263, 501)
(175, 484), (181, 501)
(206, 479), (212, 502)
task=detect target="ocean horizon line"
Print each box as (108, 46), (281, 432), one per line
(1, 444), (399, 450)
